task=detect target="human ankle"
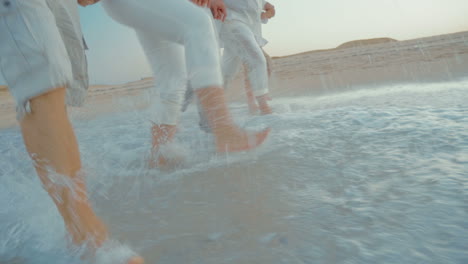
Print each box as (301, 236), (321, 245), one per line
(151, 124), (176, 147)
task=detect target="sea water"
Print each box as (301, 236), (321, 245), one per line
(0, 81), (467, 263)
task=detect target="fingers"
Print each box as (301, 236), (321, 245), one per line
(211, 6), (219, 19)
(191, 0), (209, 7)
(264, 2), (276, 17)
(210, 3), (226, 21)
(270, 5), (276, 17)
(220, 8), (227, 21)
(208, 0), (227, 21)
(213, 8), (226, 21)
(217, 3), (227, 21)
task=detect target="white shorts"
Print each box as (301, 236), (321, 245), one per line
(0, 0), (88, 120)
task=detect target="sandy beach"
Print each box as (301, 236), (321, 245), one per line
(1, 31), (467, 129)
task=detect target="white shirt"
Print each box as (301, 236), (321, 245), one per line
(223, 0), (268, 46)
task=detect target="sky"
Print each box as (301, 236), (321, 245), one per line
(1, 0), (468, 85)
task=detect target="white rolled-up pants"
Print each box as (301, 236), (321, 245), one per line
(220, 21), (269, 97)
(102, 0), (223, 125)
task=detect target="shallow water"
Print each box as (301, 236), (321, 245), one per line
(1, 81), (467, 263)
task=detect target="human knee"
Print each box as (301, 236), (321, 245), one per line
(182, 11), (216, 43)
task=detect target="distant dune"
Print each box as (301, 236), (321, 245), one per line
(272, 37), (399, 59)
(336, 38), (398, 49)
(261, 31), (468, 98)
(0, 85), (7, 91)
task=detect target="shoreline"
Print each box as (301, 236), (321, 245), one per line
(1, 31), (467, 129)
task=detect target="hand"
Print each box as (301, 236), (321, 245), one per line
(78, 0), (100, 7)
(210, 0), (227, 21)
(190, 0), (211, 7)
(263, 2), (275, 19)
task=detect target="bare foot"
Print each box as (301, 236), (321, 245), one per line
(195, 86), (271, 152)
(256, 94), (273, 115)
(128, 256), (145, 264)
(149, 145), (185, 169)
(93, 242), (145, 264)
(54, 180), (145, 264)
(149, 151), (171, 169)
(248, 103), (259, 115)
(150, 124), (177, 168)
(259, 104), (272, 115)
(215, 127), (271, 153)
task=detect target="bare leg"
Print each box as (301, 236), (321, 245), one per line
(196, 86), (270, 153)
(20, 88), (143, 264)
(244, 50), (274, 115)
(242, 70), (272, 115)
(257, 50), (274, 115)
(243, 65), (259, 115)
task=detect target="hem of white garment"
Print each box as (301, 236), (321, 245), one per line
(13, 65), (82, 121)
(253, 88), (269, 97)
(189, 69), (223, 90)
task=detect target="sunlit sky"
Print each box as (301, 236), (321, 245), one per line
(1, 0), (468, 85)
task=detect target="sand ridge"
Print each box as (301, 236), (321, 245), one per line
(263, 31), (468, 97)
